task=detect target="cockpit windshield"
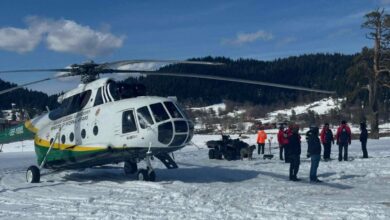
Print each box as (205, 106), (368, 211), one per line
(150, 103), (170, 123)
(137, 106), (154, 129)
(163, 102), (183, 118)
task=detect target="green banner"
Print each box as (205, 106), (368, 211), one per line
(0, 122), (35, 144)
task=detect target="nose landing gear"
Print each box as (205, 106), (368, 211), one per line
(125, 153), (156, 182)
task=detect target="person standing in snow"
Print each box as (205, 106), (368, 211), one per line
(360, 122), (368, 158)
(335, 120), (352, 161)
(257, 126), (267, 155)
(320, 123), (334, 161)
(277, 124), (288, 161)
(307, 126), (322, 183)
(285, 124), (301, 181)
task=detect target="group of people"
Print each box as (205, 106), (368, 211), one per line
(256, 120), (369, 183)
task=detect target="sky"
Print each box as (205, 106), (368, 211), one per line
(0, 0), (389, 95)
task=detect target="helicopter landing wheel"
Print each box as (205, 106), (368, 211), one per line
(137, 154), (156, 181)
(137, 169), (155, 181)
(26, 165), (40, 183)
(124, 161), (138, 175)
(137, 169), (149, 181)
(148, 169), (156, 182)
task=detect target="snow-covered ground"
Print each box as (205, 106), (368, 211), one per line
(1, 135), (390, 219)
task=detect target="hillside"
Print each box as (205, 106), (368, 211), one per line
(0, 53), (355, 113)
(0, 79), (59, 112)
(125, 53), (355, 105)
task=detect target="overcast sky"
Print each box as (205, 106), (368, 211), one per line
(0, 0), (389, 94)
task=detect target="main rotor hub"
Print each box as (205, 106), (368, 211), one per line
(72, 61), (102, 83)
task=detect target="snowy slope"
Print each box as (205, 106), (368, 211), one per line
(259, 97), (343, 124)
(0, 135), (390, 219)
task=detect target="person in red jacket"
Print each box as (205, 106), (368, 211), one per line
(285, 124), (301, 181)
(277, 123), (288, 161)
(320, 123), (334, 161)
(335, 120), (352, 161)
(257, 126), (267, 155)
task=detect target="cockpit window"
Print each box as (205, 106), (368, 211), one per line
(137, 106), (154, 129)
(150, 103), (170, 122)
(164, 102), (183, 118)
(122, 110), (137, 133)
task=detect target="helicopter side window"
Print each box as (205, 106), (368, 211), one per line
(122, 110), (137, 133)
(150, 103), (170, 123)
(94, 87), (104, 106)
(164, 102), (183, 118)
(137, 106), (154, 129)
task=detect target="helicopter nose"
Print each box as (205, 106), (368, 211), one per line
(156, 119), (193, 147)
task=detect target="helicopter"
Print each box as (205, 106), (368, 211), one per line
(0, 60), (335, 183)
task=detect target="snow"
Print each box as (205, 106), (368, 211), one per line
(258, 97), (343, 124)
(190, 103), (246, 118)
(1, 135), (390, 219)
(190, 103), (226, 116)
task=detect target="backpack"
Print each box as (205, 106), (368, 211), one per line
(339, 127), (349, 144)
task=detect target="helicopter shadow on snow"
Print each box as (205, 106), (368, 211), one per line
(61, 164), (353, 189)
(156, 166), (260, 183)
(61, 165), (261, 184)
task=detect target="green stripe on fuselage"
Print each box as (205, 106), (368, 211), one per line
(34, 143), (109, 169)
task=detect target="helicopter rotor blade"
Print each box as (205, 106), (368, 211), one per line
(109, 70), (336, 94)
(99, 59), (224, 69)
(0, 73), (72, 95)
(0, 69), (70, 74)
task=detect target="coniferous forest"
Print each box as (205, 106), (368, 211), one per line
(0, 52), (385, 114)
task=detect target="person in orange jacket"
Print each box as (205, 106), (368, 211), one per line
(257, 126), (267, 154)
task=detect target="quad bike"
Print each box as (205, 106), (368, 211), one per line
(206, 134), (250, 160)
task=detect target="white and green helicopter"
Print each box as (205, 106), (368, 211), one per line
(0, 60), (335, 183)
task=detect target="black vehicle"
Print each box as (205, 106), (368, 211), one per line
(207, 134), (250, 160)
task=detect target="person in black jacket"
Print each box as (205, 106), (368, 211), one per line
(360, 122), (368, 158)
(320, 123), (334, 161)
(286, 125), (301, 181)
(307, 126), (322, 183)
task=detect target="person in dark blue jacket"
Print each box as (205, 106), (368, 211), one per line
(360, 122), (368, 158)
(286, 125), (301, 181)
(307, 126), (322, 183)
